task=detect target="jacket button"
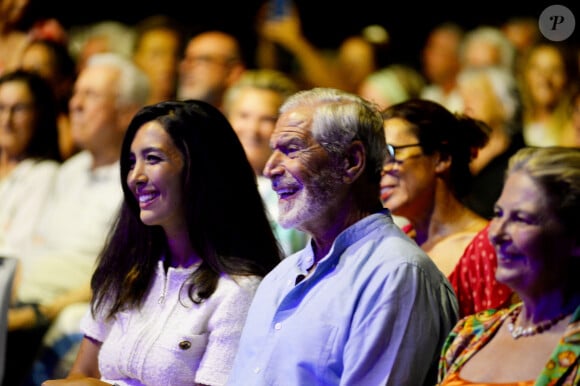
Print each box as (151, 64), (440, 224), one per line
(179, 340), (191, 350)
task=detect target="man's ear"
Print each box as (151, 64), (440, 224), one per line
(342, 140), (366, 184)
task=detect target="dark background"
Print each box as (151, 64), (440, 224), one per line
(27, 0), (580, 69)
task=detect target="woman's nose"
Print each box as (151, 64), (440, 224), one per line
(488, 216), (509, 246)
(381, 161), (399, 176)
(128, 162), (147, 186)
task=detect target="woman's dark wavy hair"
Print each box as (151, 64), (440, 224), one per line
(381, 98), (490, 198)
(91, 100), (282, 319)
(0, 69), (61, 162)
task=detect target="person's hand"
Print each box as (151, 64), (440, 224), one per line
(42, 377), (111, 386)
(259, 6), (304, 49)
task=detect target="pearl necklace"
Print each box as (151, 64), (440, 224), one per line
(507, 306), (569, 339)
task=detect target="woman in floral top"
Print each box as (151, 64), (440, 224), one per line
(438, 147), (580, 386)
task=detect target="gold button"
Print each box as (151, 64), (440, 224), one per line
(179, 340), (191, 350)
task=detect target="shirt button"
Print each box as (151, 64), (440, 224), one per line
(274, 322), (282, 330)
(178, 340), (191, 350)
(254, 367), (261, 374)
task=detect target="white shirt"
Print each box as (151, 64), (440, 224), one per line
(0, 159), (59, 258)
(17, 151), (123, 304)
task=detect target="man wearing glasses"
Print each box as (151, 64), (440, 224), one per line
(177, 30), (246, 112)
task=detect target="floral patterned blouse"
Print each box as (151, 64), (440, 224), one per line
(438, 303), (580, 386)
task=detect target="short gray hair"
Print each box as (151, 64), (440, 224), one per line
(280, 87), (386, 182)
(461, 26), (516, 70)
(223, 69), (299, 114)
(86, 52), (150, 108)
(457, 65), (522, 137)
(507, 146), (580, 232)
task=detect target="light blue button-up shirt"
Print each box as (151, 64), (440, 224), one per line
(228, 210), (459, 386)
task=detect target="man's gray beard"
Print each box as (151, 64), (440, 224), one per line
(278, 167), (343, 230)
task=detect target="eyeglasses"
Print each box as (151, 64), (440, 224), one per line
(385, 143), (422, 163)
(0, 102), (33, 116)
(183, 55), (238, 67)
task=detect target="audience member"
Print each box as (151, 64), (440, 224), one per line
(177, 29), (245, 111)
(228, 88), (459, 385)
(561, 84), (580, 147)
(19, 38), (78, 160)
(357, 64), (425, 110)
(438, 146), (580, 385)
(0, 70), (61, 259)
(420, 22), (464, 112)
(501, 16), (540, 72)
(4, 53), (149, 386)
(457, 65), (525, 219)
(43, 99), (281, 386)
(132, 14), (186, 105)
(0, 0), (32, 75)
(448, 64), (527, 314)
(255, 3), (389, 93)
(68, 20), (136, 73)
(519, 42), (578, 147)
(460, 25), (516, 71)
(380, 99), (489, 276)
(27, 18), (67, 46)
(255, 2), (347, 91)
(222, 69), (309, 256)
(334, 28), (390, 93)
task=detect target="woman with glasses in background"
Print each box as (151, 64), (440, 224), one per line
(380, 98), (489, 277)
(0, 69), (62, 258)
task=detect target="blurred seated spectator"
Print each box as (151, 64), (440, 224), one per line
(0, 70), (62, 259)
(420, 22), (464, 113)
(68, 20), (136, 73)
(132, 14), (186, 105)
(4, 53), (149, 386)
(19, 38), (78, 160)
(223, 69), (309, 256)
(460, 25), (516, 71)
(334, 25), (391, 93)
(457, 65), (525, 219)
(519, 41), (578, 147)
(0, 0), (32, 75)
(501, 16), (540, 72)
(357, 64), (425, 111)
(177, 29), (246, 111)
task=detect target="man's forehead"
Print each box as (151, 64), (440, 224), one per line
(278, 108), (313, 129)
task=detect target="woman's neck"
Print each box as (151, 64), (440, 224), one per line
(414, 191), (485, 249)
(165, 230), (202, 268)
(519, 289), (580, 324)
